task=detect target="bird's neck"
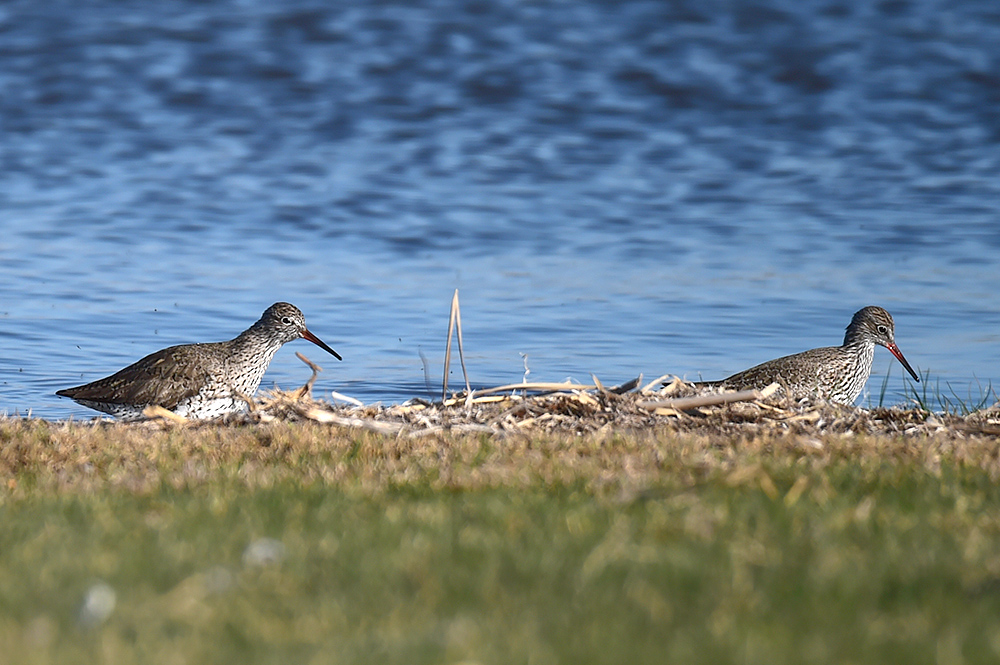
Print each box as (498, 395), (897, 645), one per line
(841, 336), (876, 378)
(231, 329), (285, 362)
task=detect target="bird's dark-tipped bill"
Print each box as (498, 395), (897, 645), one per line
(887, 343), (919, 382)
(301, 329), (342, 361)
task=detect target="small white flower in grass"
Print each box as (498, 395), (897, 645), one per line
(78, 582), (116, 629)
(243, 538), (286, 567)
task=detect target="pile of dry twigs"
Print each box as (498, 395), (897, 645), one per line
(176, 361), (1000, 440)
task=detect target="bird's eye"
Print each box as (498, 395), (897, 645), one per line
(877, 325), (888, 334)
(281, 317), (293, 325)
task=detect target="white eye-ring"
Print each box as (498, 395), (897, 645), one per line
(876, 324), (888, 335)
(281, 317), (293, 325)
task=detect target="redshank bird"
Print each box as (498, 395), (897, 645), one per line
(57, 302), (341, 421)
(695, 306), (919, 404)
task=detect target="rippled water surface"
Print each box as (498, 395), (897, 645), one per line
(2, 0), (999, 419)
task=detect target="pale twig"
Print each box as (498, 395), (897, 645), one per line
(329, 391), (364, 407)
(234, 391), (257, 412)
(641, 374), (680, 394)
(142, 405), (188, 425)
(442, 289), (471, 401)
(637, 382), (781, 410)
(294, 352), (322, 399)
(461, 381), (598, 397)
(454, 291), (471, 395)
(442, 291), (456, 401)
(300, 409), (406, 434)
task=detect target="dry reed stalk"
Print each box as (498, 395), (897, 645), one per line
(442, 289), (471, 401)
(459, 382), (599, 397)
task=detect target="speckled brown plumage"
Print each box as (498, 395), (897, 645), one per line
(57, 303), (341, 421)
(698, 306), (919, 404)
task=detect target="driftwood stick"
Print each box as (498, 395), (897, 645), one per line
(461, 382), (599, 398)
(638, 383), (780, 410)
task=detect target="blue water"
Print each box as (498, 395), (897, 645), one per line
(2, 0), (999, 420)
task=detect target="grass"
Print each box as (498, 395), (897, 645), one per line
(903, 369), (998, 416)
(2, 418), (1000, 664)
(873, 365), (997, 415)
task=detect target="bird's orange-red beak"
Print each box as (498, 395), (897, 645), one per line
(301, 329), (342, 361)
(886, 342), (919, 382)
